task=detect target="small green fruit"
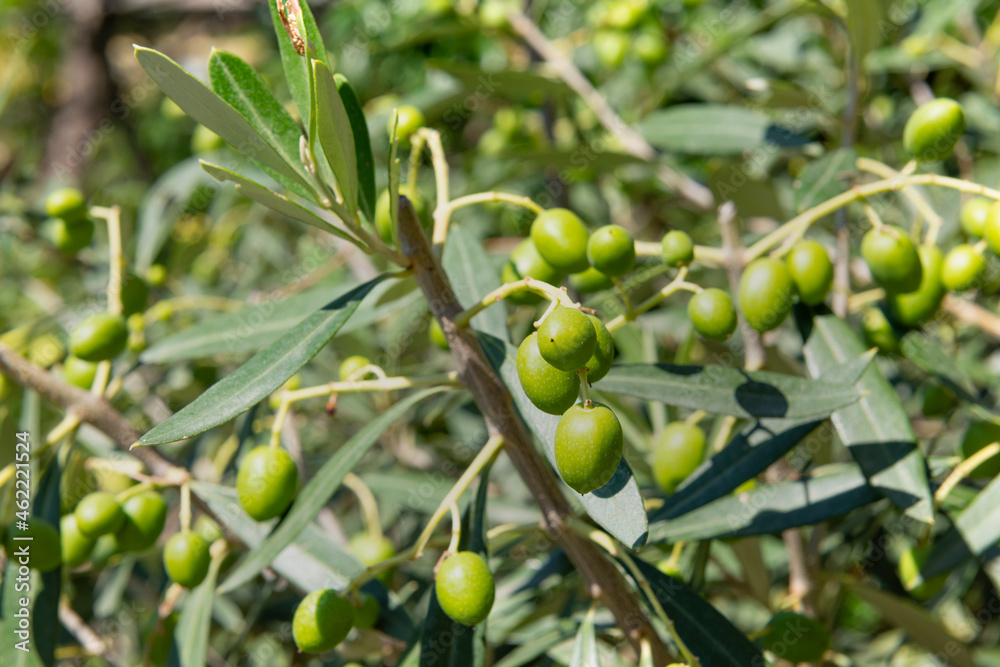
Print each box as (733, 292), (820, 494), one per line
(587, 225), (635, 277)
(959, 422), (1000, 478)
(652, 422), (706, 494)
(339, 355), (375, 382)
(516, 332), (580, 415)
(61, 514), (95, 568)
(116, 492), (167, 552)
(887, 245), (944, 327)
(63, 355), (98, 389)
(634, 28), (669, 66)
(593, 30), (630, 68)
(163, 531), (212, 588)
(69, 312), (128, 362)
(374, 185), (430, 244)
(687, 288), (737, 341)
(120, 274), (149, 317)
(293, 589), (355, 653)
(5, 518), (61, 572)
(861, 306), (899, 354)
(898, 545), (948, 600)
(191, 124), (225, 153)
(661, 230), (694, 267)
(390, 105), (425, 143)
(349, 533), (396, 585)
(985, 202), (1000, 256)
(961, 198), (992, 238)
(530, 209), (591, 274)
(352, 592), (380, 629)
(236, 446), (299, 522)
(738, 258), (794, 332)
(146, 264), (168, 287)
(903, 98), (965, 162)
(89, 533), (121, 568)
(759, 611), (831, 663)
(46, 217), (94, 254)
(941, 244), (985, 292)
(74, 491), (125, 538)
(861, 225), (922, 293)
(570, 267), (614, 294)
(921, 384), (954, 418)
(554, 402), (623, 494)
(537, 306), (598, 372)
(502, 238), (565, 304)
(45, 187), (87, 221)
(429, 318), (450, 350)
(583, 314), (615, 382)
(786, 240), (833, 305)
(435, 551), (495, 626)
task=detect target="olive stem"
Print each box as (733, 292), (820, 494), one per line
(974, 238), (988, 254)
(934, 442), (1000, 508)
(534, 296), (561, 329)
(407, 131), (428, 189)
(856, 158), (945, 246)
(343, 472), (384, 541)
(684, 411), (707, 427)
(634, 240), (725, 266)
(179, 482), (192, 532)
(115, 481), (156, 503)
(446, 500), (461, 554)
(454, 278), (579, 329)
(91, 206), (124, 316)
(579, 367), (591, 405)
(415, 128), (452, 256)
(447, 191), (544, 215)
(846, 288), (886, 313)
(604, 267), (698, 333)
(861, 203), (886, 232)
(612, 278), (634, 315)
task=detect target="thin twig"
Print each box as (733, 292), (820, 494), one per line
(943, 294), (1000, 340)
(59, 599), (125, 667)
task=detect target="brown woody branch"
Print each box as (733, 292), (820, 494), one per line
(396, 198), (673, 663)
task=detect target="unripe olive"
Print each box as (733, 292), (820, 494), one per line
(554, 402), (623, 494)
(374, 185), (430, 244)
(887, 245), (944, 327)
(861, 307), (899, 354)
(570, 267), (614, 294)
(63, 355), (98, 389)
(236, 446), (299, 522)
(985, 202), (1000, 256)
(163, 531), (212, 588)
(530, 209), (591, 274)
(120, 274), (149, 317)
(738, 258), (794, 332)
(352, 592), (380, 629)
(661, 230), (694, 267)
(587, 225), (635, 277)
(268, 374), (302, 410)
(191, 124), (225, 153)
(593, 30), (630, 68)
(339, 355), (375, 382)
(45, 187), (87, 221)
(961, 198), (992, 238)
(115, 492), (167, 552)
(898, 545), (948, 600)
(652, 422), (706, 494)
(46, 217), (94, 254)
(61, 514), (95, 568)
(861, 226), (922, 293)
(537, 306), (597, 372)
(903, 98), (965, 162)
(634, 28), (669, 66)
(69, 313), (128, 362)
(479, 0), (518, 28)
(941, 244), (985, 292)
(389, 105), (425, 144)
(786, 240), (833, 305)
(959, 422), (1000, 478)
(89, 533), (121, 568)
(435, 551), (495, 626)
(921, 384), (954, 418)
(74, 491), (125, 538)
(759, 611), (830, 663)
(516, 332), (580, 415)
(5, 519), (61, 572)
(293, 589), (355, 653)
(502, 238), (565, 305)
(349, 533), (396, 585)
(583, 314), (615, 382)
(146, 264), (168, 287)
(687, 288), (737, 341)
(429, 318), (450, 350)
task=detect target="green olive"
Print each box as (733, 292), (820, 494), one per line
(374, 185), (430, 245)
(569, 267), (614, 294)
(537, 306), (598, 372)
(903, 98), (965, 162)
(191, 124), (225, 153)
(61, 514), (95, 568)
(163, 531), (212, 588)
(115, 492), (167, 552)
(236, 446), (299, 522)
(69, 312), (128, 362)
(687, 288), (737, 341)
(587, 225), (635, 277)
(554, 402), (623, 494)
(45, 217), (94, 254)
(339, 355), (375, 382)
(349, 533), (396, 585)
(633, 28), (669, 66)
(985, 202), (1000, 256)
(435, 551), (495, 626)
(661, 230), (694, 267)
(352, 592), (380, 630)
(530, 209), (591, 274)
(652, 422), (707, 494)
(63, 355), (98, 389)
(959, 422), (1000, 478)
(5, 518), (61, 572)
(593, 30), (630, 68)
(887, 245), (944, 327)
(920, 384), (954, 418)
(583, 314), (615, 382)
(759, 611), (831, 663)
(861, 306), (899, 354)
(293, 589), (355, 653)
(786, 240), (833, 305)
(389, 105), (425, 144)
(516, 332), (580, 415)
(74, 491), (125, 538)
(897, 545), (948, 600)
(502, 238), (565, 304)
(120, 274), (149, 317)
(146, 264), (168, 287)
(861, 225), (922, 293)
(941, 244), (985, 292)
(738, 258), (794, 332)
(961, 198), (992, 238)
(45, 187), (88, 221)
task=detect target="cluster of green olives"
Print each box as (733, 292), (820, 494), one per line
(586, 0), (670, 69)
(42, 187), (94, 255)
(291, 586), (383, 653)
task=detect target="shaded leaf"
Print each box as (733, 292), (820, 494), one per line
(569, 607), (600, 667)
(442, 226), (508, 342)
(335, 74), (376, 222)
(794, 147), (858, 213)
(313, 60), (358, 214)
(900, 330), (976, 396)
(136, 275), (387, 446)
(218, 387), (445, 594)
(802, 313), (934, 523)
(639, 105), (808, 155)
(920, 473), (1000, 580)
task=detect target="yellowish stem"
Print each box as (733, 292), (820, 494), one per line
(454, 278), (578, 329)
(344, 472), (384, 541)
(935, 442), (1000, 506)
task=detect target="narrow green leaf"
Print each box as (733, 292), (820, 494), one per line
(639, 105), (807, 155)
(920, 473), (1000, 580)
(900, 330), (976, 395)
(596, 363), (863, 421)
(268, 0), (330, 131)
(218, 387), (444, 594)
(794, 147), (858, 213)
(569, 607), (600, 667)
(844, 0), (883, 66)
(624, 557), (764, 667)
(335, 74), (376, 222)
(648, 465), (881, 543)
(170, 545), (224, 667)
(479, 334), (648, 549)
(29, 462), (60, 667)
(838, 579), (976, 667)
(802, 313), (934, 523)
(200, 161), (358, 244)
(136, 275), (386, 446)
(0, 561), (44, 667)
(313, 60), (358, 213)
(442, 226), (509, 342)
(207, 50), (311, 198)
(134, 47), (310, 194)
